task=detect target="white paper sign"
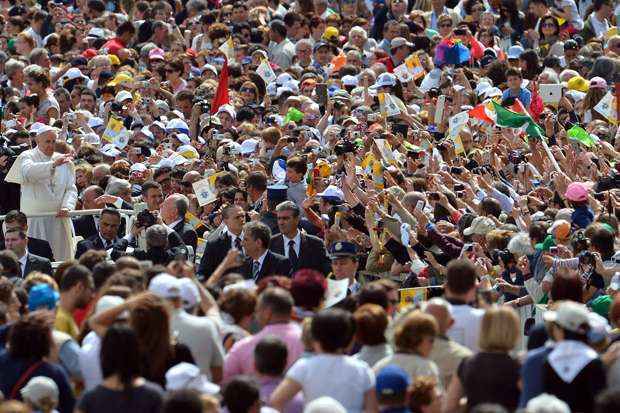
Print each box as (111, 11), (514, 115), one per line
(324, 278), (349, 308)
(256, 59), (276, 84)
(394, 63), (414, 83)
(374, 139), (396, 164)
(434, 95), (446, 125)
(448, 111), (470, 138)
(539, 84), (563, 107)
(594, 91), (618, 123)
(192, 178), (217, 206)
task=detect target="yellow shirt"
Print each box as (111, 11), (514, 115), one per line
(54, 307), (79, 339)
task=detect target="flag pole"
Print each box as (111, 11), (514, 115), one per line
(539, 137), (562, 173)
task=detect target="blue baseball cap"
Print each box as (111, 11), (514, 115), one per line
(28, 284), (59, 312)
(328, 241), (358, 259)
(376, 365), (410, 397)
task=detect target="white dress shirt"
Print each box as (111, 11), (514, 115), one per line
(282, 231), (301, 258)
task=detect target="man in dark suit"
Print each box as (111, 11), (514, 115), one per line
(241, 221), (290, 282)
(270, 201), (331, 276)
(160, 193), (197, 252)
(4, 228), (52, 277)
(72, 185), (104, 240)
(75, 208), (124, 259)
(197, 204), (246, 280)
(1, 210), (54, 261)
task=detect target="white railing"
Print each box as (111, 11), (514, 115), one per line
(0, 209), (137, 220)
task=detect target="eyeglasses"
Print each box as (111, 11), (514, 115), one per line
(240, 87), (255, 94)
(165, 68), (175, 73)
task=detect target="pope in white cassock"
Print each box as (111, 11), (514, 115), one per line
(10, 125), (78, 261)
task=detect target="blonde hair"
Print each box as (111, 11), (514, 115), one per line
(23, 272), (59, 292)
(394, 310), (438, 353)
(479, 306), (520, 352)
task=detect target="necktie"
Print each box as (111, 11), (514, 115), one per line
(234, 237), (242, 251)
(288, 240), (298, 267)
(252, 261), (260, 279)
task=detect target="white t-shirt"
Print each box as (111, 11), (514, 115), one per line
(79, 331), (103, 391)
(287, 354), (375, 413)
(446, 304), (484, 352)
(172, 309), (225, 379)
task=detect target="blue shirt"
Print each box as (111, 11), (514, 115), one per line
(502, 87), (532, 108)
(0, 351), (75, 413)
(519, 345), (553, 408)
(572, 205), (594, 229)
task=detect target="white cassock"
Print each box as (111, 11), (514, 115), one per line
(7, 148), (78, 261)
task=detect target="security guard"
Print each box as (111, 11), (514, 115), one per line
(329, 241), (361, 294)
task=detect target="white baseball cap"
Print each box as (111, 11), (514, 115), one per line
(100, 144), (121, 158)
(165, 362), (220, 395)
(174, 133), (191, 145)
(178, 278), (200, 310)
(166, 118), (190, 134)
(317, 185), (344, 203)
(115, 90), (133, 103)
(543, 301), (591, 334)
(88, 117), (105, 129)
(148, 273), (182, 299)
(341, 75), (359, 87)
(240, 138), (259, 155)
(129, 162), (147, 173)
(371, 72), (397, 89)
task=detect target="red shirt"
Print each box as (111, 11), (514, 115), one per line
(102, 37), (126, 56)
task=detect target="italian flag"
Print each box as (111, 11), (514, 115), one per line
(468, 100), (544, 139)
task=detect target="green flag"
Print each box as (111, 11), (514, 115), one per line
(283, 107), (303, 124)
(492, 101), (544, 139)
(567, 125), (596, 148)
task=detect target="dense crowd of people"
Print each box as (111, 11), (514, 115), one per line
(0, 0), (620, 412)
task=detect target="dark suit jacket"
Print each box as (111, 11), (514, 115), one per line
(171, 220), (198, 252)
(72, 215), (98, 240)
(23, 253), (53, 277)
(75, 234), (123, 259)
(72, 215), (127, 240)
(0, 237), (54, 262)
(197, 232), (235, 280)
(241, 250), (291, 282)
(270, 232), (331, 276)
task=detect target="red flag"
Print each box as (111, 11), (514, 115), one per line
(210, 58), (229, 114)
(468, 102), (494, 124)
(510, 98), (527, 114)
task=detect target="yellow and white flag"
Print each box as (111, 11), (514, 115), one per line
(594, 91), (618, 124)
(378, 92), (401, 117)
(218, 37), (235, 62)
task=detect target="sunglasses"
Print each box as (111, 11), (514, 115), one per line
(439, 23), (453, 28)
(542, 22), (557, 28)
(240, 87), (255, 94)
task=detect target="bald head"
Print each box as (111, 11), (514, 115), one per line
(423, 297), (453, 334)
(83, 185), (105, 209)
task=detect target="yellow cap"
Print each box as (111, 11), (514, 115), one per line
(566, 76), (589, 93)
(108, 54), (121, 66)
(322, 26), (339, 41)
(107, 72), (133, 87)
